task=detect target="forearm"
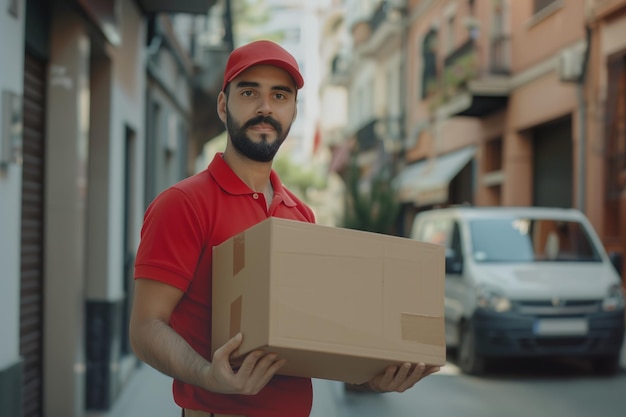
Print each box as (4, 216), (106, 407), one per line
(130, 318), (214, 391)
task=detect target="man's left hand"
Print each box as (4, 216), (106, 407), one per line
(366, 362), (441, 393)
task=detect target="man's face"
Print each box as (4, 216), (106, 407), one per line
(219, 65), (298, 162)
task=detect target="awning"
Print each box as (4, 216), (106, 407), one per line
(393, 146), (476, 206)
(135, 0), (216, 14)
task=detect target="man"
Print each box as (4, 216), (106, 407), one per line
(129, 40), (440, 417)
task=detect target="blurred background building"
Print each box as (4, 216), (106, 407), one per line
(0, 0), (231, 416)
(1, 1), (625, 417)
(320, 0), (626, 273)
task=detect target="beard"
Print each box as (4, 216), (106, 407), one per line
(226, 106), (291, 162)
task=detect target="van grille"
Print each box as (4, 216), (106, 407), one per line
(515, 299), (601, 316)
(519, 337), (596, 349)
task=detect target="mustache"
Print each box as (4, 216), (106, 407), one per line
(243, 115), (282, 132)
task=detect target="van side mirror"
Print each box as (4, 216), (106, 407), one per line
(445, 248), (463, 275)
(608, 251), (623, 278)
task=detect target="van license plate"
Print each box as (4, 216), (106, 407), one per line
(533, 319), (588, 336)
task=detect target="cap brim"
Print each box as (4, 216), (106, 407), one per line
(223, 58), (304, 91)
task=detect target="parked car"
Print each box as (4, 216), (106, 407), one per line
(411, 206), (625, 375)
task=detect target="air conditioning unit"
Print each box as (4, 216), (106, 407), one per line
(558, 48), (585, 83)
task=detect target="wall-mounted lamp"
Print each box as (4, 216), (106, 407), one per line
(7, 0), (19, 18)
(1, 90), (23, 169)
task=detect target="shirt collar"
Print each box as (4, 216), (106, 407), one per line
(208, 153), (297, 207)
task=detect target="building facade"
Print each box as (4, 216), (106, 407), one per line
(397, 0), (588, 228)
(323, 0), (408, 233)
(319, 0), (625, 280)
(586, 0), (626, 279)
(0, 1), (225, 416)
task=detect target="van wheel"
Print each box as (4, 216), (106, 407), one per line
(592, 355), (620, 376)
(458, 321), (486, 375)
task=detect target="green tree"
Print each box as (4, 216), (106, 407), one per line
(342, 156), (400, 235)
(272, 155), (325, 200)
(232, 0), (286, 45)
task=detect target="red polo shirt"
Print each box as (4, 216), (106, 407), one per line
(134, 153), (315, 417)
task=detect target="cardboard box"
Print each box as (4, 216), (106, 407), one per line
(212, 217), (445, 384)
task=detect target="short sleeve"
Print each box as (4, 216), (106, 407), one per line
(134, 187), (206, 292)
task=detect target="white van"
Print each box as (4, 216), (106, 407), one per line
(411, 207), (624, 375)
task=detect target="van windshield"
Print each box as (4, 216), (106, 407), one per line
(468, 218), (602, 263)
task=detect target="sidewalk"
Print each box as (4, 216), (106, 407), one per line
(88, 363), (335, 417)
(87, 364), (180, 417)
(94, 341), (626, 417)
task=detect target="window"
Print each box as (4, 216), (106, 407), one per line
(493, 0), (505, 35)
(606, 55), (626, 199)
(469, 218), (601, 263)
(421, 30), (438, 99)
(533, 0), (558, 14)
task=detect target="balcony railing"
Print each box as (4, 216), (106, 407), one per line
(426, 37), (510, 117)
(444, 38), (475, 68)
(353, 0), (404, 55)
(442, 39), (478, 97)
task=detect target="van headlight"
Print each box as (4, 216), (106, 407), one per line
(476, 286), (512, 312)
(602, 284), (625, 312)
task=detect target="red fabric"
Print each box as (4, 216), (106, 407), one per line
(222, 40), (304, 91)
(135, 153), (315, 417)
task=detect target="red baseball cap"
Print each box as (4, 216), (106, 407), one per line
(222, 40), (304, 92)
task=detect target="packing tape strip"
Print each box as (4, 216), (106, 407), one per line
(230, 295), (243, 339)
(233, 233), (245, 276)
(401, 313), (444, 346)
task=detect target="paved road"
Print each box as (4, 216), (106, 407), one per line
(311, 358), (626, 417)
(94, 354), (626, 417)
(94, 352), (626, 417)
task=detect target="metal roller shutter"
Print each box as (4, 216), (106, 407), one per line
(20, 53), (46, 417)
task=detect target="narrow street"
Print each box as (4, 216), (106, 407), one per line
(311, 359), (626, 417)
(5, 2), (626, 416)
(101, 350), (626, 417)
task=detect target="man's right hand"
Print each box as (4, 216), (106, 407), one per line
(130, 279), (286, 396)
(204, 333), (287, 395)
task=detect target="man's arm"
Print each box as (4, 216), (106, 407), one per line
(129, 278), (286, 395)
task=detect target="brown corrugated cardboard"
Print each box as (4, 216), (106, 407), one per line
(212, 217), (445, 384)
